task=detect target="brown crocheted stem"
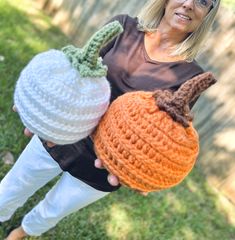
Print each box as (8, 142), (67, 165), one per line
(153, 72), (216, 127)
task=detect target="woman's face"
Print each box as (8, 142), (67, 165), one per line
(162, 0), (212, 34)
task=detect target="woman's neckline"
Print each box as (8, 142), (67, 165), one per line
(142, 32), (186, 64)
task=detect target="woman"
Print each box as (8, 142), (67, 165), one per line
(1, 0), (220, 239)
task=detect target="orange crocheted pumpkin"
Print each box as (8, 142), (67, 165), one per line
(93, 72), (216, 192)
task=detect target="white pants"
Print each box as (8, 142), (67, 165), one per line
(0, 135), (109, 236)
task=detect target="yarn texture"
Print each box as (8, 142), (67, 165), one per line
(94, 72), (216, 192)
(14, 21), (123, 144)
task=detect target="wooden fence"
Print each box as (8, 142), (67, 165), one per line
(36, 0), (235, 204)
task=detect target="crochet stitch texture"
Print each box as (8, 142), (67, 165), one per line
(94, 72), (216, 192)
(14, 21), (123, 144)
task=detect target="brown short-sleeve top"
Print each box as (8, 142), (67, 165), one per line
(42, 14), (204, 192)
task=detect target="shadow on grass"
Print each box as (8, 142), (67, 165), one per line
(34, 168), (235, 240)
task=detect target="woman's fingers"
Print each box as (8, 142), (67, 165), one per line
(94, 158), (105, 169)
(24, 128), (33, 137)
(94, 159), (120, 186)
(12, 105), (17, 112)
(107, 174), (119, 186)
(46, 141), (56, 147)
(12, 105), (34, 138)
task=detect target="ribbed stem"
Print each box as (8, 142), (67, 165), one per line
(81, 21), (123, 69)
(62, 21), (123, 77)
(153, 72), (216, 127)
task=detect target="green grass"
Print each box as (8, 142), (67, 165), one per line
(1, 0), (235, 239)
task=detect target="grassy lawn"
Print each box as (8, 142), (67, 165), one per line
(1, 0), (235, 239)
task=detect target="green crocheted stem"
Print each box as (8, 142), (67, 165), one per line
(82, 21), (123, 69)
(62, 21), (123, 78)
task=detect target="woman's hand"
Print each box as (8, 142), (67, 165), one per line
(94, 158), (149, 196)
(12, 105), (56, 147)
(94, 158), (120, 186)
(13, 105), (148, 195)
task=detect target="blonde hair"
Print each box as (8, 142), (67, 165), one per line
(137, 0), (220, 61)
